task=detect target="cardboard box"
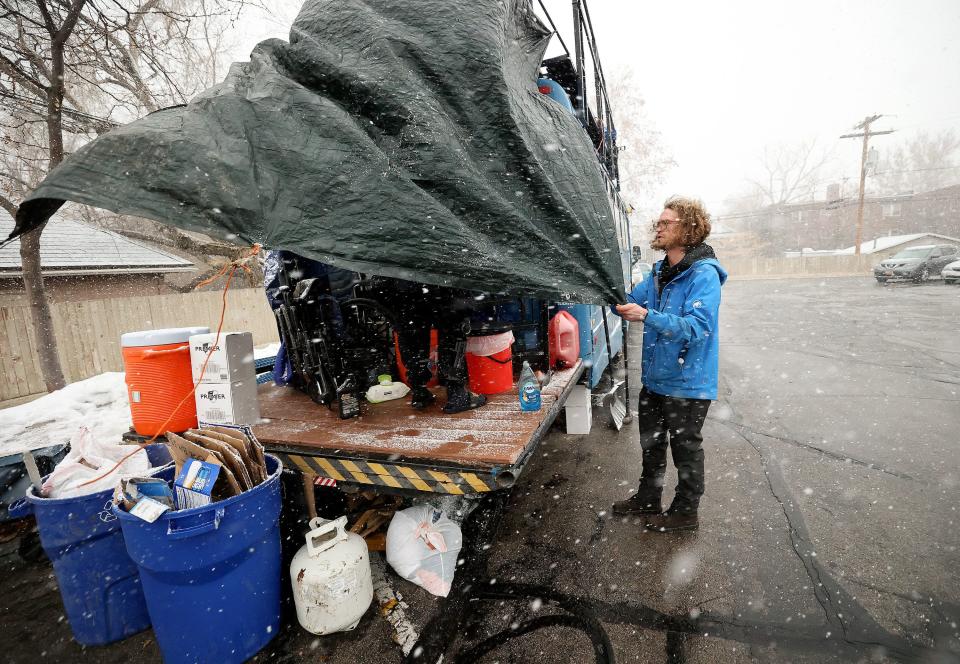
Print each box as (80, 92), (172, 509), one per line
(116, 476), (174, 520)
(129, 496), (170, 523)
(174, 458), (221, 509)
(565, 386), (592, 435)
(195, 379), (260, 426)
(565, 405), (592, 435)
(566, 384), (591, 409)
(188, 332), (255, 384)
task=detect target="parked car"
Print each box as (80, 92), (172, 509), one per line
(631, 261), (653, 286)
(873, 244), (960, 284)
(942, 258), (960, 285)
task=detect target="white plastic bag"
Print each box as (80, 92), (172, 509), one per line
(41, 427), (150, 499)
(386, 504), (463, 597)
(465, 330), (514, 357)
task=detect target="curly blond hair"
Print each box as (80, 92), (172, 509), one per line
(659, 196), (712, 247)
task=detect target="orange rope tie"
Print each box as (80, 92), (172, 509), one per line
(78, 243), (262, 489)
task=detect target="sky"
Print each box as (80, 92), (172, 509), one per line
(230, 0), (960, 215)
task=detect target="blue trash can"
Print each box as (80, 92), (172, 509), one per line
(7, 444), (169, 646)
(113, 454), (283, 664)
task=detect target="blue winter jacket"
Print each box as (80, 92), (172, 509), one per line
(619, 257), (727, 400)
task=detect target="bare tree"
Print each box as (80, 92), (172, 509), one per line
(606, 66), (674, 209)
(873, 129), (960, 196)
(0, 0), (254, 391)
(748, 139), (835, 206)
(0, 0), (90, 391)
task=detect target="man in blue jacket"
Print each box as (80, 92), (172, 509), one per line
(612, 197), (727, 532)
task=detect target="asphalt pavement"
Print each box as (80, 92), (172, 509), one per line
(1, 276), (958, 663)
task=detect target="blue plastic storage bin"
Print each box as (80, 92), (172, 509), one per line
(113, 454), (283, 664)
(7, 444), (170, 646)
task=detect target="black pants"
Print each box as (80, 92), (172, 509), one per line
(395, 285), (471, 387)
(636, 386), (711, 514)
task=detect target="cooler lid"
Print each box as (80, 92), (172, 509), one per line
(121, 326), (210, 347)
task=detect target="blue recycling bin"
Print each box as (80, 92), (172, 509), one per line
(7, 444), (170, 646)
(113, 454), (283, 664)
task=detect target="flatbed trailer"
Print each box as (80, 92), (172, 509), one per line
(252, 361), (584, 496)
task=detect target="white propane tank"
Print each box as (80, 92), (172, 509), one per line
(290, 515), (373, 635)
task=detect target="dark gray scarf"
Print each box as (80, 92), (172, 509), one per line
(657, 243), (717, 295)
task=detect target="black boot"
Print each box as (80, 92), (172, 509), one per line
(612, 490), (662, 515)
(443, 383), (486, 414)
(644, 504), (700, 533)
(411, 386), (436, 410)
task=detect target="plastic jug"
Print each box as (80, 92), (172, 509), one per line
(548, 310), (580, 368)
(365, 375), (411, 403)
(518, 360), (542, 412)
(290, 516), (373, 635)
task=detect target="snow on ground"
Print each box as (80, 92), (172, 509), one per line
(254, 342), (280, 359)
(0, 343), (279, 457)
(0, 372), (130, 457)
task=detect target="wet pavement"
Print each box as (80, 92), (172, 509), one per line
(1, 277), (958, 662)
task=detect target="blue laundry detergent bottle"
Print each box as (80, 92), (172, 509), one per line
(518, 360), (541, 412)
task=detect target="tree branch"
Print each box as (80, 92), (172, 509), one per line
(35, 0), (57, 35)
(53, 0), (88, 46)
(0, 52), (47, 93)
(0, 190), (19, 219)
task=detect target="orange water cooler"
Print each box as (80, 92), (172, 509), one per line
(121, 326), (209, 436)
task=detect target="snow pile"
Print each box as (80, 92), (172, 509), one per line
(0, 343), (278, 457)
(0, 372), (131, 456)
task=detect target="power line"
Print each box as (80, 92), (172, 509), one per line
(721, 164), (960, 206)
(716, 193), (960, 221)
(873, 165), (960, 176)
(0, 91), (119, 129)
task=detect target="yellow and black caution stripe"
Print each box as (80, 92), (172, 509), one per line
(275, 452), (499, 494)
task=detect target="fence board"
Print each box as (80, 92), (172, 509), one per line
(1, 288), (279, 403)
(20, 307), (46, 395)
(0, 308), (29, 399)
(64, 300), (91, 381)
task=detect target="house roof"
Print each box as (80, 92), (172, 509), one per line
(914, 183), (960, 200)
(0, 216), (195, 277)
(837, 232), (960, 255)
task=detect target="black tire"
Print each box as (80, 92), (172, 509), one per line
(914, 267), (929, 284)
(876, 278), (887, 285)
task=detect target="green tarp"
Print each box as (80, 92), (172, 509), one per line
(11, 0), (626, 303)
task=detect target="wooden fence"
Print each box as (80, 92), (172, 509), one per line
(722, 254), (874, 278)
(1, 288), (278, 403)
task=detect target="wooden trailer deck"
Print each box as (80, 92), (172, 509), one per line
(252, 360), (584, 494)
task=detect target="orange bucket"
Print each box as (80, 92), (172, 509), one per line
(466, 333), (514, 395)
(121, 327), (208, 436)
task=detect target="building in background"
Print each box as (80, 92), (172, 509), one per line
(0, 216), (196, 305)
(718, 184), (960, 255)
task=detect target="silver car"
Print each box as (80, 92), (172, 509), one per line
(943, 258), (960, 285)
(874, 244), (960, 284)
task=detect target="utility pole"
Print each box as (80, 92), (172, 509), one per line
(841, 115), (894, 255)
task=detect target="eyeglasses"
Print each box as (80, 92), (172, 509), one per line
(653, 218), (681, 228)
